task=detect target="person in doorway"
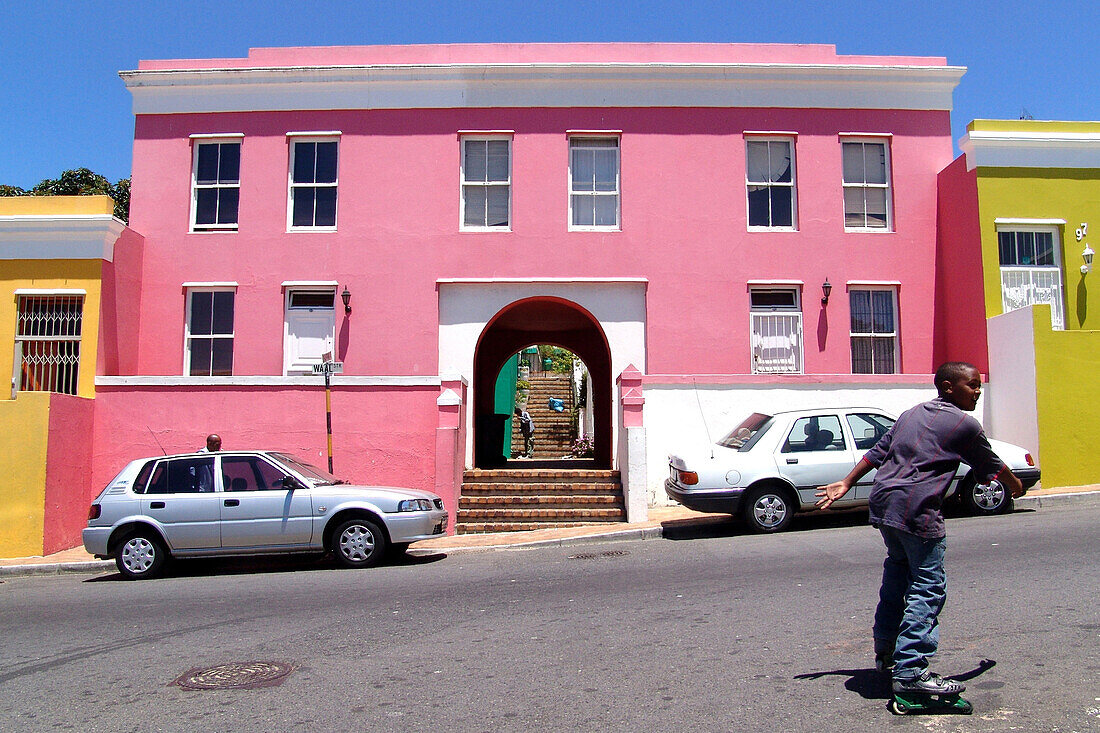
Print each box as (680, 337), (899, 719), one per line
(515, 407), (535, 458)
(199, 433), (222, 453)
(815, 362), (1024, 697)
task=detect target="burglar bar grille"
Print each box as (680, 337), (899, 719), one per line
(14, 295), (83, 395)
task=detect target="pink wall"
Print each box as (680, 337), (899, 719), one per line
(126, 105), (953, 379)
(98, 228), (145, 376)
(43, 394), (95, 554)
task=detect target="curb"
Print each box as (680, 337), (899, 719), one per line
(0, 560), (114, 578)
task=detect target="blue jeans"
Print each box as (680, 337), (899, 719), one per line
(873, 525), (947, 681)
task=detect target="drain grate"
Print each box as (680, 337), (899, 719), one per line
(568, 549), (630, 560)
(174, 661), (294, 690)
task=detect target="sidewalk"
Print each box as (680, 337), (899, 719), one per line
(2, 484), (1096, 577)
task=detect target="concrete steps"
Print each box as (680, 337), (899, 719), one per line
(457, 468), (625, 534)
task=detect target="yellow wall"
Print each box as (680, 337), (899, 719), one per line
(1031, 307), (1100, 488)
(1, 259), (103, 399)
(0, 392), (50, 556)
(0, 195), (115, 216)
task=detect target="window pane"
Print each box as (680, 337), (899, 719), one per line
(747, 185), (770, 227)
(865, 188), (887, 228)
(219, 143), (240, 183)
(167, 457), (215, 493)
(211, 291), (234, 335)
(217, 188), (239, 225)
(1018, 231), (1036, 265)
(871, 337), (896, 374)
(572, 137), (616, 147)
(464, 185), (486, 227)
(486, 186), (509, 227)
(773, 142), (792, 183)
(195, 188), (218, 225)
(851, 337), (873, 373)
(289, 290), (334, 309)
(293, 142), (316, 184)
(571, 195), (594, 226)
(1035, 232), (1054, 266)
(746, 141), (770, 183)
(842, 143), (865, 184)
(189, 292), (213, 335)
(314, 142), (337, 183)
(770, 186), (792, 227)
(189, 337), (212, 375)
(211, 339), (233, 376)
(871, 291), (894, 332)
(865, 144), (887, 184)
(571, 150), (594, 192)
(850, 290), (871, 333)
(998, 232), (1016, 265)
(196, 144), (220, 184)
(314, 188), (337, 227)
(593, 149), (617, 192)
(486, 140), (509, 182)
(292, 189), (315, 227)
(594, 195), (618, 226)
(751, 289), (797, 309)
(464, 140), (486, 182)
(843, 188), (865, 227)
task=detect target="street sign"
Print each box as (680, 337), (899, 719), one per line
(312, 361), (343, 374)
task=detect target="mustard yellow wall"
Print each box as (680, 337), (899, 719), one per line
(975, 169), (1100, 329)
(0, 392), (50, 556)
(1031, 307), (1100, 488)
(0, 195), (115, 216)
(1, 259), (103, 399)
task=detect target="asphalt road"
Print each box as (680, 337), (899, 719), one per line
(1, 500), (1097, 732)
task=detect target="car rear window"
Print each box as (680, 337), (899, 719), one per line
(718, 413), (773, 451)
(131, 460), (156, 494)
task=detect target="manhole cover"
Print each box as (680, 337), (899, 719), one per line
(568, 550), (630, 560)
(174, 661), (294, 690)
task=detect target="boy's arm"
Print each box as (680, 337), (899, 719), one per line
(997, 464), (1025, 498)
(815, 457), (875, 510)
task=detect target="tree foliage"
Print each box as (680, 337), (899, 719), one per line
(0, 167), (130, 222)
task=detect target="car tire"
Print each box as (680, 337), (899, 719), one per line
(960, 474), (1013, 516)
(115, 530), (167, 580)
(332, 518), (388, 568)
(742, 485), (794, 533)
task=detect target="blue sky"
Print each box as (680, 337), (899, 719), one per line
(2, 0), (1097, 189)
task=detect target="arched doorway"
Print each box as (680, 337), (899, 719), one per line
(472, 297), (612, 469)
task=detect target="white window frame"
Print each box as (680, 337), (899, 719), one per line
(12, 292), (84, 398)
(184, 286), (236, 376)
(749, 287), (804, 375)
(848, 286), (899, 374)
(189, 134), (243, 233)
(745, 135), (797, 231)
(841, 136), (893, 232)
(287, 134), (340, 232)
(460, 134), (512, 231)
(995, 223), (1065, 330)
(568, 135), (621, 231)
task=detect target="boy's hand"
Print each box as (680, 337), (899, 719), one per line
(815, 481), (850, 510)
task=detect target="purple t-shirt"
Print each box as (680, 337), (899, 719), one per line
(864, 397), (1003, 538)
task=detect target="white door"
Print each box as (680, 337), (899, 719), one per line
(284, 289), (335, 375)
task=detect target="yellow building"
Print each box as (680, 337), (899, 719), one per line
(955, 121), (1100, 489)
(0, 196), (124, 556)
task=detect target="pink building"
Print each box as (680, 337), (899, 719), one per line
(94, 43), (964, 532)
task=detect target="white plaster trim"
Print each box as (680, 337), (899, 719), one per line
(14, 288), (87, 295)
(437, 277), (648, 284)
(993, 218), (1067, 226)
(437, 388), (462, 406)
(281, 280), (339, 288)
(182, 281), (238, 288)
(960, 130), (1100, 170)
(0, 215), (124, 261)
(846, 280), (901, 287)
(286, 130), (342, 137)
(188, 132), (244, 139)
(121, 63), (965, 114)
(567, 129), (623, 134)
(96, 375), (442, 387)
(838, 132), (893, 138)
(746, 279), (805, 286)
(457, 129), (514, 135)
(744, 130), (799, 136)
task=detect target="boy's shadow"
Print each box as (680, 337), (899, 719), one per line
(794, 659), (996, 700)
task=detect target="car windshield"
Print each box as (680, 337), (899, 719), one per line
(269, 452), (345, 486)
(717, 413), (773, 450)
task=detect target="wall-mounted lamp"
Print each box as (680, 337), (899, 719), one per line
(1082, 244), (1095, 275)
(821, 279), (833, 305)
(341, 285), (352, 313)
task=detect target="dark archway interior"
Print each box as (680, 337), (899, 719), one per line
(473, 297), (612, 468)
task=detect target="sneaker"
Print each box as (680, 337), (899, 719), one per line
(875, 652), (895, 675)
(893, 670), (966, 696)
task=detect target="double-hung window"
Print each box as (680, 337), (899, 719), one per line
(997, 226), (1064, 329)
(569, 136), (620, 229)
(749, 288), (803, 374)
(746, 137), (796, 229)
(461, 136), (511, 230)
(842, 139), (891, 230)
(849, 287), (898, 374)
(190, 136), (241, 231)
(288, 135), (339, 230)
(185, 288), (235, 376)
(13, 293), (83, 396)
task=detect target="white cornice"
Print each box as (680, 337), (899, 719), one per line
(0, 215), (124, 261)
(960, 130), (1100, 171)
(96, 375), (442, 387)
(121, 62), (965, 114)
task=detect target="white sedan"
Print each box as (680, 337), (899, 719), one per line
(666, 407), (1040, 533)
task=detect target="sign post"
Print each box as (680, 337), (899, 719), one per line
(312, 353), (343, 472)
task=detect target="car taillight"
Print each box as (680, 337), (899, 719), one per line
(88, 504), (101, 520)
(1025, 453), (1035, 467)
(679, 470), (699, 486)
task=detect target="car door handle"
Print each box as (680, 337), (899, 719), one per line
(150, 501), (165, 509)
(786, 458), (798, 464)
(224, 499), (240, 507)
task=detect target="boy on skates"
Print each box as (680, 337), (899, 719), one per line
(816, 362), (1024, 703)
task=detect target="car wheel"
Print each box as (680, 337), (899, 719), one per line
(742, 485), (794, 533)
(332, 518), (387, 568)
(115, 531), (167, 580)
(961, 474), (1013, 516)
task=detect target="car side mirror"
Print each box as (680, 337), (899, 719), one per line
(282, 476), (305, 490)
(864, 428), (875, 439)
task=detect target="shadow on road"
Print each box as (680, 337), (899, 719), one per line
(794, 659), (997, 701)
(660, 508), (871, 541)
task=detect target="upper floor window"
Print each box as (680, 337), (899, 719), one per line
(185, 288), (234, 376)
(746, 138), (796, 229)
(842, 139), (891, 231)
(462, 137), (511, 230)
(288, 137), (338, 230)
(14, 293), (83, 396)
(849, 287), (898, 374)
(191, 138), (241, 232)
(997, 226), (1064, 329)
(749, 287), (803, 374)
(569, 137), (620, 230)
